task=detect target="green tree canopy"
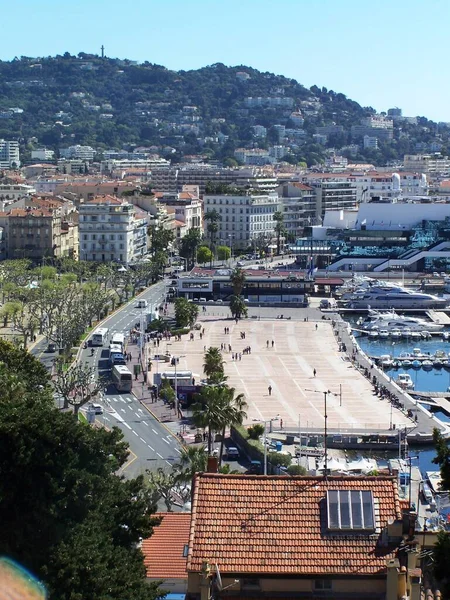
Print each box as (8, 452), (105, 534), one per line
(217, 245), (231, 261)
(174, 297), (199, 328)
(0, 340), (160, 600)
(197, 245), (213, 265)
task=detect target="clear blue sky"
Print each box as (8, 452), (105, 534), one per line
(3, 0), (450, 121)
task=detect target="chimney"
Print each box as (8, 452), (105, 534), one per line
(408, 568), (422, 600)
(386, 559), (400, 600)
(207, 456), (218, 473)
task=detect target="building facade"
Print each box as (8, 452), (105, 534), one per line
(78, 195), (148, 264)
(0, 140), (20, 169)
(203, 193), (280, 249)
(277, 182), (316, 238)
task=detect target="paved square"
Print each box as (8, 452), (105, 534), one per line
(162, 317), (411, 431)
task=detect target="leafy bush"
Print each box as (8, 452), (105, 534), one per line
(287, 464), (307, 475)
(268, 452), (292, 468)
(247, 424), (265, 440)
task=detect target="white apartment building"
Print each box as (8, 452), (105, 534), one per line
(361, 116), (394, 129)
(0, 184), (36, 206)
(252, 125), (267, 138)
(59, 145), (96, 161)
(277, 182), (316, 239)
(363, 135), (378, 150)
(203, 193), (280, 249)
(78, 195), (148, 264)
(234, 148), (271, 166)
(403, 154), (450, 177)
(0, 140), (20, 169)
(31, 148), (55, 161)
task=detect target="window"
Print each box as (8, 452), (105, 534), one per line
(327, 490), (374, 531)
(314, 580), (332, 591)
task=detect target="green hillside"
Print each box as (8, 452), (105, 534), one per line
(0, 53), (446, 166)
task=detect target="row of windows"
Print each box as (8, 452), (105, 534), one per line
(82, 234), (125, 241)
(82, 243), (126, 250)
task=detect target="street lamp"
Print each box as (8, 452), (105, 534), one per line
(305, 388), (329, 477)
(261, 415), (280, 475)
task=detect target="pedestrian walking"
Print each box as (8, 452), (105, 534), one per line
(228, 344), (232, 352)
(268, 385), (272, 396)
(239, 353), (242, 361)
(313, 368), (317, 377)
(280, 419), (283, 430)
(271, 340), (274, 348)
(266, 340), (269, 348)
(315, 324), (318, 330)
(232, 353), (235, 360)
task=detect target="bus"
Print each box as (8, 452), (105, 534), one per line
(110, 332), (126, 352)
(112, 365), (133, 392)
(109, 344), (126, 367)
(92, 327), (109, 347)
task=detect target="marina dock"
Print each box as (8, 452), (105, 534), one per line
(427, 310), (450, 325)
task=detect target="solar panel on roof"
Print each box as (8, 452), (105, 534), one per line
(327, 490), (375, 531)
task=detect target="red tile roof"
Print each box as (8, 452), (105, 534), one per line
(142, 512), (191, 579)
(187, 474), (401, 576)
(86, 194), (123, 205)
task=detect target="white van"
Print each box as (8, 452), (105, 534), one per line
(136, 299), (148, 309)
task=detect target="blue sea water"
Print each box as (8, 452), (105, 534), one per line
(351, 329), (450, 474)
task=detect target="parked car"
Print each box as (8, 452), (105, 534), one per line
(226, 447), (240, 460)
(247, 460), (262, 474)
(46, 343), (57, 353)
(237, 261), (245, 267)
(90, 403), (104, 415)
(199, 297), (207, 302)
(215, 299), (223, 304)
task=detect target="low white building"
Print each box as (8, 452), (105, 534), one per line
(78, 195), (148, 264)
(59, 145), (96, 161)
(31, 148), (55, 161)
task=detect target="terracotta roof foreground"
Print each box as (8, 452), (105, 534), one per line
(188, 474), (402, 576)
(142, 512), (191, 579)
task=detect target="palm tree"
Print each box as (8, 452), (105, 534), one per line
(174, 446), (208, 484)
(203, 346), (225, 384)
(229, 295), (248, 321)
(192, 384), (247, 461)
(273, 211), (286, 256)
(204, 210), (221, 266)
(230, 267), (246, 296)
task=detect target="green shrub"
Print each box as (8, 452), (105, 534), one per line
(170, 327), (190, 336)
(247, 424), (265, 440)
(268, 452), (292, 467)
(287, 464), (307, 475)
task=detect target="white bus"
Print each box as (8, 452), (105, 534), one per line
(112, 365), (133, 392)
(92, 327), (109, 347)
(109, 344), (126, 367)
(110, 332), (126, 352)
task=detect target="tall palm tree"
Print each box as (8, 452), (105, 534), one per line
(230, 267), (246, 296)
(203, 346), (225, 384)
(192, 384), (247, 460)
(273, 211), (286, 256)
(204, 210), (220, 267)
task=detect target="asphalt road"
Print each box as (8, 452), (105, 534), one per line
(33, 281), (184, 479)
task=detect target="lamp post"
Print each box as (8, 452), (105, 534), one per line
(305, 388), (329, 477)
(262, 416), (280, 475)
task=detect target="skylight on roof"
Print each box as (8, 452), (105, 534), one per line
(327, 490), (375, 531)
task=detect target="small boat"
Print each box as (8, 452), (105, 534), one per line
(380, 354), (394, 368)
(402, 359), (412, 368)
(442, 359), (450, 369)
(391, 329), (402, 339)
(412, 348), (423, 357)
(433, 360), (443, 369)
(411, 331), (422, 340)
(443, 331), (450, 340)
(422, 360), (433, 370)
(379, 330), (389, 338)
(412, 360), (422, 368)
(395, 373), (414, 390)
(421, 331), (431, 339)
(402, 328), (412, 338)
(368, 331), (379, 339)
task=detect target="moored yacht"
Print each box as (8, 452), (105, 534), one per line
(360, 310), (444, 333)
(341, 282), (446, 310)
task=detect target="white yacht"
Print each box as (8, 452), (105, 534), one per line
(341, 282), (446, 310)
(360, 310), (444, 333)
(395, 373), (414, 390)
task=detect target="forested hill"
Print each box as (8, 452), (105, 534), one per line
(0, 53), (446, 165)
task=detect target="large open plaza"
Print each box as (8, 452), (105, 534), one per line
(165, 313), (412, 431)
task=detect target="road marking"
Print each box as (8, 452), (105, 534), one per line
(140, 437), (146, 443)
(147, 444), (154, 451)
(104, 416), (110, 421)
(157, 452), (163, 459)
(162, 438), (170, 445)
(175, 448), (182, 454)
(120, 408), (126, 413)
(135, 412), (140, 418)
(133, 430), (138, 437)
(166, 461), (172, 467)
(152, 428), (158, 435)
(143, 421), (149, 426)
(124, 423), (132, 430)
